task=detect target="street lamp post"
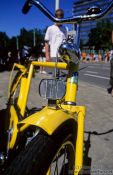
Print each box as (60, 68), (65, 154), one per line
(33, 29), (36, 47)
(16, 37), (19, 50)
(111, 30), (113, 50)
(55, 0), (59, 10)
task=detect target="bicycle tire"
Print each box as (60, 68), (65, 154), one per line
(4, 122), (76, 175)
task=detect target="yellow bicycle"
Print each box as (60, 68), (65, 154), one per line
(1, 0), (113, 175)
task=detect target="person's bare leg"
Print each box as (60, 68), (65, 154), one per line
(42, 67), (47, 74)
(111, 88), (113, 97)
(40, 66), (43, 73)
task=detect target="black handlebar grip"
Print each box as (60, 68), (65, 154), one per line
(22, 0), (32, 14)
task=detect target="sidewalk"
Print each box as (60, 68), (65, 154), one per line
(0, 71), (113, 174)
(77, 81), (113, 174)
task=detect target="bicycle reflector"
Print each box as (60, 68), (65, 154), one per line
(39, 79), (66, 100)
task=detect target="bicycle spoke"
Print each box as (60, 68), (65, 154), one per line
(62, 146), (66, 175)
(54, 155), (59, 175)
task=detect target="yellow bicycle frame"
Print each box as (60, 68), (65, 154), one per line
(7, 61), (86, 175)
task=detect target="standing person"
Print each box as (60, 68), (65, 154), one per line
(107, 52), (113, 96)
(38, 46), (46, 74)
(98, 53), (102, 62)
(7, 51), (12, 63)
(7, 51), (12, 69)
(110, 53), (113, 96)
(45, 9), (67, 63)
(17, 50), (21, 63)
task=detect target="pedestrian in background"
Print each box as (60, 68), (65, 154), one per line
(110, 53), (113, 96)
(38, 46), (46, 74)
(45, 9), (67, 62)
(105, 51), (110, 63)
(108, 52), (113, 96)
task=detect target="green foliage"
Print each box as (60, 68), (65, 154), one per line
(88, 19), (113, 50)
(0, 27), (46, 58)
(0, 27), (45, 50)
(0, 32), (9, 48)
(19, 28), (44, 47)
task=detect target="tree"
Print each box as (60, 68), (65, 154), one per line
(19, 28), (44, 47)
(88, 19), (113, 50)
(0, 32), (9, 58)
(0, 27), (45, 61)
(0, 32), (9, 47)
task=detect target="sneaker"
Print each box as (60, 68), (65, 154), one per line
(42, 71), (47, 74)
(39, 70), (42, 74)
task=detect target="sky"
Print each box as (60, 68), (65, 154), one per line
(0, 0), (75, 38)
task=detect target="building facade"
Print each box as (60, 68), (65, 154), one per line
(73, 0), (113, 45)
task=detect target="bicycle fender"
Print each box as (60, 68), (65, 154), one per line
(18, 106), (78, 135)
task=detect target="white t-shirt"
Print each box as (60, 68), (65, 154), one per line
(45, 25), (67, 58)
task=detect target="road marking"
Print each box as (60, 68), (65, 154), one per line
(89, 66), (95, 68)
(84, 74), (109, 80)
(102, 67), (110, 70)
(89, 64), (100, 66)
(89, 66), (110, 70)
(86, 71), (98, 74)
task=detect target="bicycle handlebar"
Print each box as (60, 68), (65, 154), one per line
(22, 0), (113, 23)
(22, 0), (32, 14)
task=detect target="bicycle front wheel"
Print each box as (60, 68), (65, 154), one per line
(4, 123), (76, 175)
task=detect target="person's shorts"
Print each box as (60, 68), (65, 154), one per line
(38, 57), (46, 62)
(51, 57), (62, 62)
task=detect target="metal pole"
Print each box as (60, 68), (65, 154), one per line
(16, 37), (19, 50)
(55, 0), (59, 10)
(74, 23), (80, 47)
(111, 30), (113, 44)
(33, 29), (36, 47)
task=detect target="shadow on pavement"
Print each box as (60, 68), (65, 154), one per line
(85, 129), (113, 136)
(83, 129), (113, 175)
(79, 65), (89, 72)
(82, 132), (92, 175)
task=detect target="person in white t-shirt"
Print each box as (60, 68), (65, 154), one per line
(45, 9), (67, 62)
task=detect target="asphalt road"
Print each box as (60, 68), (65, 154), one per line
(79, 62), (110, 88)
(46, 62), (110, 89)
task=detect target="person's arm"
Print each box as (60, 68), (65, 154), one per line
(45, 41), (50, 61)
(45, 27), (51, 61)
(65, 27), (68, 39)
